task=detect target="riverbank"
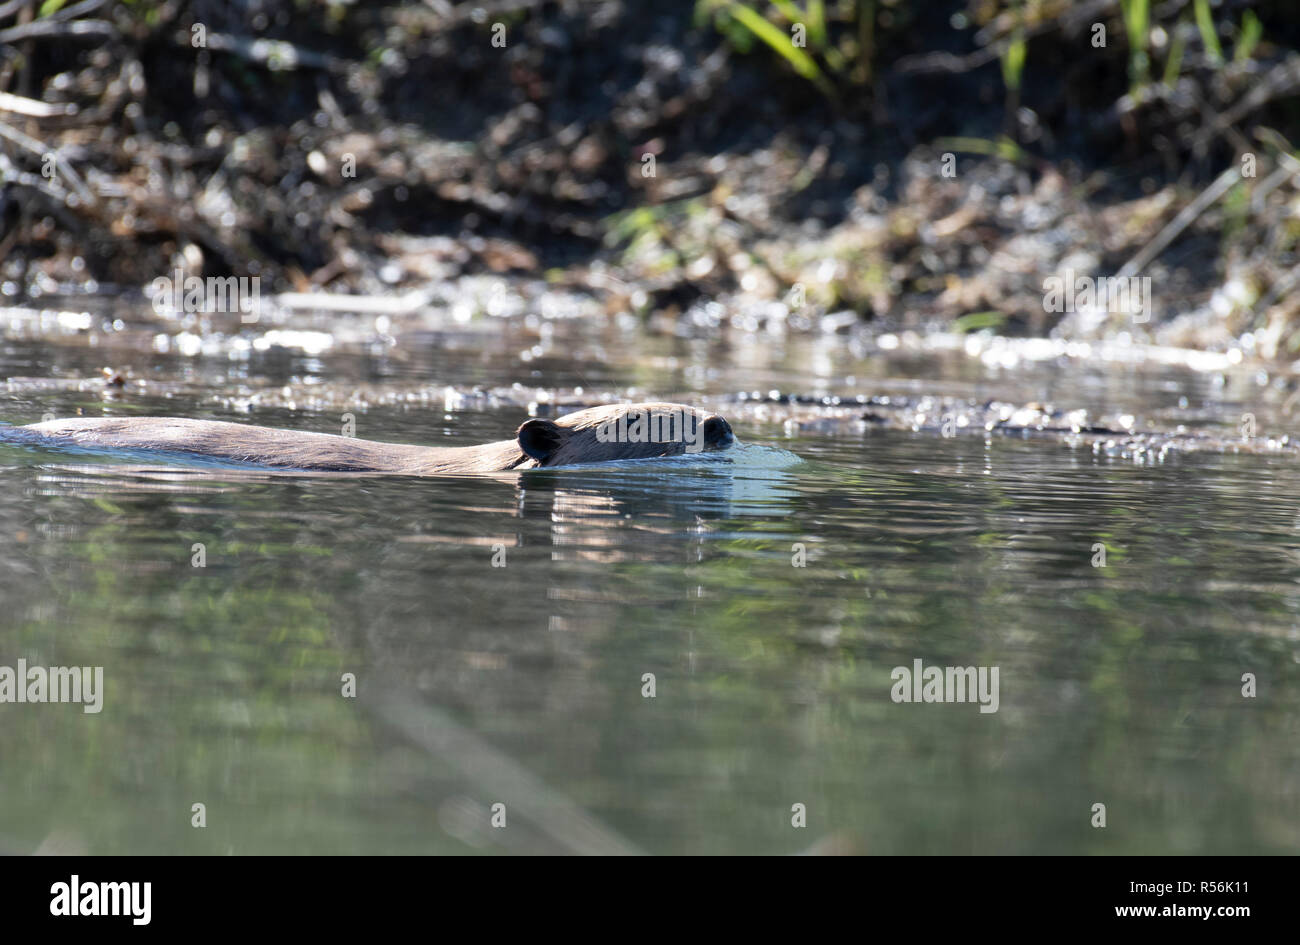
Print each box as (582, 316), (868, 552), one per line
(3, 0), (1299, 354)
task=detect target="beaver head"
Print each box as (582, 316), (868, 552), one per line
(515, 402), (735, 467)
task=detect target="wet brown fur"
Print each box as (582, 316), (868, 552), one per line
(18, 402), (734, 473)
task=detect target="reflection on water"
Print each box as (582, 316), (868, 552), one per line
(1, 408), (1298, 854)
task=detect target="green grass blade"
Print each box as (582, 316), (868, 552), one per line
(726, 2), (833, 95)
(1235, 10), (1262, 63)
(1194, 0), (1223, 64)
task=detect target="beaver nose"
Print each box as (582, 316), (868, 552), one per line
(703, 415), (734, 448)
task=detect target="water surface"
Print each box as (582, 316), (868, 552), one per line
(1, 326), (1298, 854)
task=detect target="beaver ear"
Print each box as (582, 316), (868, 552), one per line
(517, 418), (564, 462)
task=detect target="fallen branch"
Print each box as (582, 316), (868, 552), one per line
(1116, 165), (1240, 279)
(1192, 55), (1300, 153)
(0, 18), (115, 44)
(1250, 151), (1300, 213)
(0, 90), (77, 117)
(0, 0), (33, 19)
(0, 118), (96, 206)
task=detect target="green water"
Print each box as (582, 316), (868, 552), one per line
(1, 336), (1298, 854)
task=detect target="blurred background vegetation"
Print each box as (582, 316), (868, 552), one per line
(2, 0), (1299, 350)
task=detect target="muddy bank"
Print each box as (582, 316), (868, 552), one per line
(4, 0), (1300, 354)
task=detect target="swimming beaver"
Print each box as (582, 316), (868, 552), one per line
(16, 402), (736, 473)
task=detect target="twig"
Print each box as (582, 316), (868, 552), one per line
(1116, 166), (1240, 279)
(0, 153), (66, 202)
(0, 90), (76, 117)
(17, 0), (107, 21)
(1254, 266), (1300, 323)
(1192, 55), (1300, 153)
(0, 118), (96, 206)
(972, 0), (1117, 47)
(893, 47), (1000, 76)
(1251, 152), (1300, 213)
(0, 0), (34, 19)
(420, 0), (544, 26)
(0, 19), (115, 44)
(202, 33), (338, 72)
(898, 0), (1116, 76)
